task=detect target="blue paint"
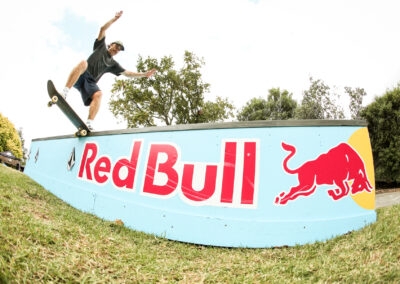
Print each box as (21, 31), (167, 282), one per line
(25, 124), (376, 247)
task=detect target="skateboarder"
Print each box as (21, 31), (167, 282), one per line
(61, 11), (156, 131)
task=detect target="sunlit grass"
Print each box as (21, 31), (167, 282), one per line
(1, 165), (399, 283)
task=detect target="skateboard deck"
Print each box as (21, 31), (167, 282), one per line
(47, 80), (90, 137)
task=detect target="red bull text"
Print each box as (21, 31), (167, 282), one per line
(78, 140), (260, 208)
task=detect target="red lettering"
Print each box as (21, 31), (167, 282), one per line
(112, 141), (142, 189)
(77, 139), (259, 208)
(94, 157), (111, 184)
(182, 164), (218, 201)
(78, 143), (98, 180)
(221, 142), (236, 203)
(241, 142), (256, 204)
(143, 144), (179, 196)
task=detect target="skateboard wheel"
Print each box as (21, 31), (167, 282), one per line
(47, 101), (53, 107)
(51, 96), (58, 103)
(80, 129), (87, 137)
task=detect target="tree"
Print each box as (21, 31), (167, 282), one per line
(17, 128), (28, 165)
(0, 113), (23, 159)
(345, 86), (367, 119)
(237, 97), (269, 121)
(196, 97), (235, 123)
(295, 77), (344, 119)
(109, 51), (234, 128)
(237, 88), (297, 121)
(361, 85), (400, 183)
(265, 88), (297, 120)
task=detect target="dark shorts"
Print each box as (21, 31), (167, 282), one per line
(73, 71), (100, 106)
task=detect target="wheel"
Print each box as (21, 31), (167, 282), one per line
(47, 101), (53, 107)
(79, 129), (88, 137)
(51, 96), (58, 103)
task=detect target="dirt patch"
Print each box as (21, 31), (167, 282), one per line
(376, 188), (400, 194)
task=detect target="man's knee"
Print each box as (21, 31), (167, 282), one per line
(76, 60), (88, 73)
(92, 91), (102, 101)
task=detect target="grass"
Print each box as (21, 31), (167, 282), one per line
(0, 164), (399, 283)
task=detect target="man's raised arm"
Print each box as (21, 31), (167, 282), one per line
(122, 69), (157, 79)
(98, 11), (123, 40)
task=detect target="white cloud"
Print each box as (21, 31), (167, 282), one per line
(1, 0), (400, 149)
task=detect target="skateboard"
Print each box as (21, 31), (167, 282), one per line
(47, 80), (90, 137)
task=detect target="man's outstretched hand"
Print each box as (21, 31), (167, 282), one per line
(115, 11), (123, 21)
(145, 68), (157, 78)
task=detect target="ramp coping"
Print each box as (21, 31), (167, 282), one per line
(33, 119), (368, 141)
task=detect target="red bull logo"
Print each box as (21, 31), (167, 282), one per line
(275, 142), (373, 205)
(77, 139), (260, 208)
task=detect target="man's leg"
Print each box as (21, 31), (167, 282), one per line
(88, 91), (103, 121)
(66, 60), (88, 88)
(62, 60), (88, 98)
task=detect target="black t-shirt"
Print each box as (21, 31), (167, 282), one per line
(86, 37), (125, 82)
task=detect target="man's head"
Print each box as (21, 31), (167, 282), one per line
(108, 41), (125, 56)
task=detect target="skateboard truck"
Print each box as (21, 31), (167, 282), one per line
(48, 95), (58, 107)
(75, 128), (88, 137)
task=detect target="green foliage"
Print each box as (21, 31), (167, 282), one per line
(237, 88), (297, 121)
(196, 97), (235, 123)
(345, 86), (367, 119)
(361, 85), (400, 182)
(0, 113), (23, 159)
(266, 88), (298, 120)
(237, 97), (269, 121)
(17, 128), (28, 165)
(295, 77), (344, 119)
(109, 51), (234, 128)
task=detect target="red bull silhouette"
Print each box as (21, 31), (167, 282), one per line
(275, 142), (373, 205)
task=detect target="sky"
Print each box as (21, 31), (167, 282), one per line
(1, 0), (400, 149)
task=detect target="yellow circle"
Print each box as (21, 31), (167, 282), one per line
(347, 127), (375, 209)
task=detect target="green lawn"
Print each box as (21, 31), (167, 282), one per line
(0, 165), (399, 283)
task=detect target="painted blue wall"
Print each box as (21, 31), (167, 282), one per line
(25, 125), (376, 247)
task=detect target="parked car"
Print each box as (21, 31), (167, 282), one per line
(0, 151), (22, 171)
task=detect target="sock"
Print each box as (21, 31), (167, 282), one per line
(62, 87), (70, 97)
(86, 119), (94, 130)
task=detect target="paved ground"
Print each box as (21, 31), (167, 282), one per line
(376, 191), (400, 208)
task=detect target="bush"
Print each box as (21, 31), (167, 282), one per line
(0, 113), (22, 159)
(237, 88), (297, 121)
(361, 85), (400, 182)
